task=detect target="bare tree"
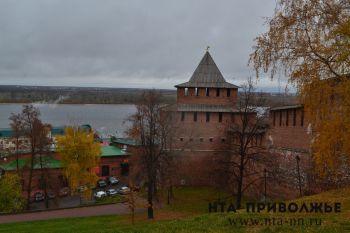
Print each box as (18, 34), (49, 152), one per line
(224, 78), (272, 209)
(18, 105), (52, 210)
(36, 123), (53, 209)
(158, 151), (177, 205)
(127, 90), (171, 219)
(9, 113), (23, 172)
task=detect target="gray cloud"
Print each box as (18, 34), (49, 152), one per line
(0, 0), (285, 90)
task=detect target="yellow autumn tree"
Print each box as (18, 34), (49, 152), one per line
(0, 174), (25, 213)
(56, 127), (101, 198)
(250, 0), (350, 178)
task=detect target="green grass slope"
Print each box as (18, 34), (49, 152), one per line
(1, 187), (350, 233)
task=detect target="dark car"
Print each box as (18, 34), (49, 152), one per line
(132, 185), (141, 192)
(59, 187), (69, 197)
(107, 176), (119, 185)
(34, 191), (45, 202)
(97, 179), (107, 188)
(47, 191), (56, 199)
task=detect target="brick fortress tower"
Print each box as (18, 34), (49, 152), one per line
(165, 50), (241, 185)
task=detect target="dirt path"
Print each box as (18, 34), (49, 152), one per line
(0, 203), (145, 224)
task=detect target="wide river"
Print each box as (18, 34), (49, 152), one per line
(0, 103), (136, 137)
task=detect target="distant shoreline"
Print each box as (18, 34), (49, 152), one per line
(0, 102), (138, 105)
(0, 85), (298, 106)
(0, 85), (176, 105)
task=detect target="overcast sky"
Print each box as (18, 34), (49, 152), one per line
(0, 0), (290, 92)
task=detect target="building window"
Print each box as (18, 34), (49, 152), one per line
(205, 88), (209, 96)
(181, 112), (185, 121)
(120, 163), (129, 176)
(58, 175), (68, 187)
(279, 111), (282, 126)
(209, 138), (213, 142)
(293, 109), (296, 126)
(219, 112), (223, 122)
(200, 138), (203, 142)
(193, 112), (197, 122)
(227, 89), (231, 97)
(221, 138), (226, 143)
(286, 110), (289, 126)
(189, 138), (193, 142)
(301, 109), (304, 126)
(101, 165), (110, 177)
(195, 88), (199, 96)
(206, 112), (210, 122)
(185, 88), (188, 96)
(216, 88), (220, 97)
(273, 111), (276, 126)
(180, 138), (184, 141)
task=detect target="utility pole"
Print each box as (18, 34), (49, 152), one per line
(296, 155), (302, 197)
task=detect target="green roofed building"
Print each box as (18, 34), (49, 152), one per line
(0, 156), (61, 171)
(98, 145), (129, 178)
(111, 137), (142, 147)
(51, 127), (65, 136)
(0, 126), (65, 140)
(0, 128), (14, 138)
(0, 124), (92, 139)
(101, 145), (128, 157)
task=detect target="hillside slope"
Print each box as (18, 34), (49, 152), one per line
(0, 187), (349, 233)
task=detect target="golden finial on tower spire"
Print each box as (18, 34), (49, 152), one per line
(206, 46), (210, 52)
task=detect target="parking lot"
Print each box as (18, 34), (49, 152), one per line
(30, 179), (129, 211)
(0, 178), (148, 224)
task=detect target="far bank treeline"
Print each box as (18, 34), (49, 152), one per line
(0, 86), (177, 105)
(0, 85), (297, 106)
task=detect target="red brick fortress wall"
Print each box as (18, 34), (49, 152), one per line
(267, 107), (311, 151)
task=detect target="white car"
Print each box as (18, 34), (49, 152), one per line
(107, 176), (119, 185)
(94, 190), (107, 199)
(118, 186), (131, 195)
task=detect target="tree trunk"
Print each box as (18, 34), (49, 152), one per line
(236, 178), (243, 209)
(147, 180), (154, 219)
(167, 187), (170, 205)
(235, 151), (245, 209)
(40, 154), (49, 209)
(16, 140), (19, 172)
(170, 185), (174, 199)
(153, 178), (158, 202)
(26, 153), (34, 210)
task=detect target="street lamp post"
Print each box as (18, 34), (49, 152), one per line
(264, 168), (267, 203)
(296, 155), (302, 197)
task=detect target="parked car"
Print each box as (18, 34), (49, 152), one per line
(118, 186), (131, 195)
(59, 187), (69, 197)
(106, 188), (118, 196)
(107, 176), (119, 185)
(34, 191), (45, 202)
(97, 179), (107, 188)
(132, 185), (141, 192)
(47, 191), (56, 199)
(94, 190), (107, 199)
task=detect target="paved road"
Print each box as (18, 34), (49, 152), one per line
(0, 203), (144, 224)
